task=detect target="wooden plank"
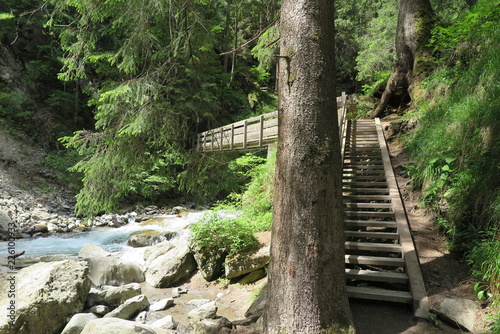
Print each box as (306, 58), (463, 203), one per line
(343, 188), (390, 195)
(374, 118), (429, 319)
(347, 286), (413, 304)
(345, 255), (404, 267)
(346, 269), (409, 284)
(342, 174), (386, 180)
(345, 211), (394, 218)
(344, 203), (392, 209)
(344, 147), (381, 151)
(345, 231), (399, 239)
(342, 181), (388, 187)
(345, 220), (397, 228)
(345, 241), (402, 252)
(343, 194), (391, 200)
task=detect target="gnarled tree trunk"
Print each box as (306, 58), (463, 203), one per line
(264, 0), (354, 333)
(371, 0), (435, 118)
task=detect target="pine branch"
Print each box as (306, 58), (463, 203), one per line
(219, 17), (279, 56)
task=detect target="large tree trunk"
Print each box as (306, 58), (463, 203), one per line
(264, 0), (354, 333)
(370, 0), (435, 118)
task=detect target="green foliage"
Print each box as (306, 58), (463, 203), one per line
(429, 0), (500, 63)
(406, 1), (500, 317)
(190, 211), (259, 259)
(40, 149), (82, 189)
(42, 0), (279, 215)
(250, 24), (279, 72)
(190, 149), (275, 257)
(468, 239), (500, 321)
(487, 312), (500, 334)
(225, 150), (275, 232)
(0, 89), (35, 128)
(355, 0), (397, 85)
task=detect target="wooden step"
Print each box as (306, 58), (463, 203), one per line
(343, 168), (385, 177)
(347, 286), (413, 304)
(342, 181), (388, 187)
(343, 188), (390, 195)
(345, 231), (399, 240)
(345, 220), (397, 228)
(343, 169), (385, 173)
(342, 175), (387, 181)
(345, 151), (382, 155)
(346, 269), (409, 284)
(345, 158), (383, 162)
(344, 148), (381, 152)
(345, 211), (394, 218)
(343, 194), (391, 201)
(343, 162), (384, 168)
(345, 241), (402, 252)
(344, 203), (392, 209)
(345, 254), (405, 267)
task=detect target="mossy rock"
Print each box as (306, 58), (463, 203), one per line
(127, 230), (178, 247)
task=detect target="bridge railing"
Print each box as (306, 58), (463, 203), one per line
(195, 92), (350, 152)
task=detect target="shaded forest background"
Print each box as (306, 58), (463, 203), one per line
(0, 0), (498, 330)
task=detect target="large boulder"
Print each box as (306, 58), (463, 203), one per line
(81, 318), (172, 334)
(225, 244), (270, 279)
(0, 260), (91, 334)
(85, 256), (145, 287)
(87, 283), (142, 308)
(144, 238), (196, 288)
(127, 230), (177, 247)
(434, 298), (480, 332)
(187, 301), (218, 325)
(61, 313), (98, 334)
(78, 243), (111, 258)
(150, 315), (178, 330)
(104, 294), (150, 320)
(0, 210), (13, 238)
(149, 298), (174, 311)
(194, 317), (232, 334)
(193, 249), (226, 282)
(245, 284), (267, 318)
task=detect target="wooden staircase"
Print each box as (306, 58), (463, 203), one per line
(342, 119), (429, 319)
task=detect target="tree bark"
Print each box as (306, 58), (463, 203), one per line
(370, 0), (435, 118)
(264, 0), (354, 333)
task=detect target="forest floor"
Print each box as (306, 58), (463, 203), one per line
(0, 119), (491, 333)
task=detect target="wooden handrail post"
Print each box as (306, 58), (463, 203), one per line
(220, 127), (224, 151)
(211, 130), (214, 151)
(259, 115), (264, 147)
(243, 120), (248, 149)
(230, 124), (234, 150)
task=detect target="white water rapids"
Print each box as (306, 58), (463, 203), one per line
(0, 211), (206, 266)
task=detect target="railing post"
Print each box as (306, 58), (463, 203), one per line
(243, 120), (248, 149)
(220, 127), (224, 151)
(230, 124), (234, 150)
(211, 130), (214, 151)
(259, 115), (264, 147)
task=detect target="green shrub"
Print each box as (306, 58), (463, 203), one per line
(190, 211), (259, 258)
(468, 239), (500, 302)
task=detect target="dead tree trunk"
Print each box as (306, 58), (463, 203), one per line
(264, 0), (354, 333)
(371, 0), (435, 118)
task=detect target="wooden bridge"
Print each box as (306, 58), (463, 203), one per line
(194, 93), (349, 151)
(195, 94), (429, 319)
